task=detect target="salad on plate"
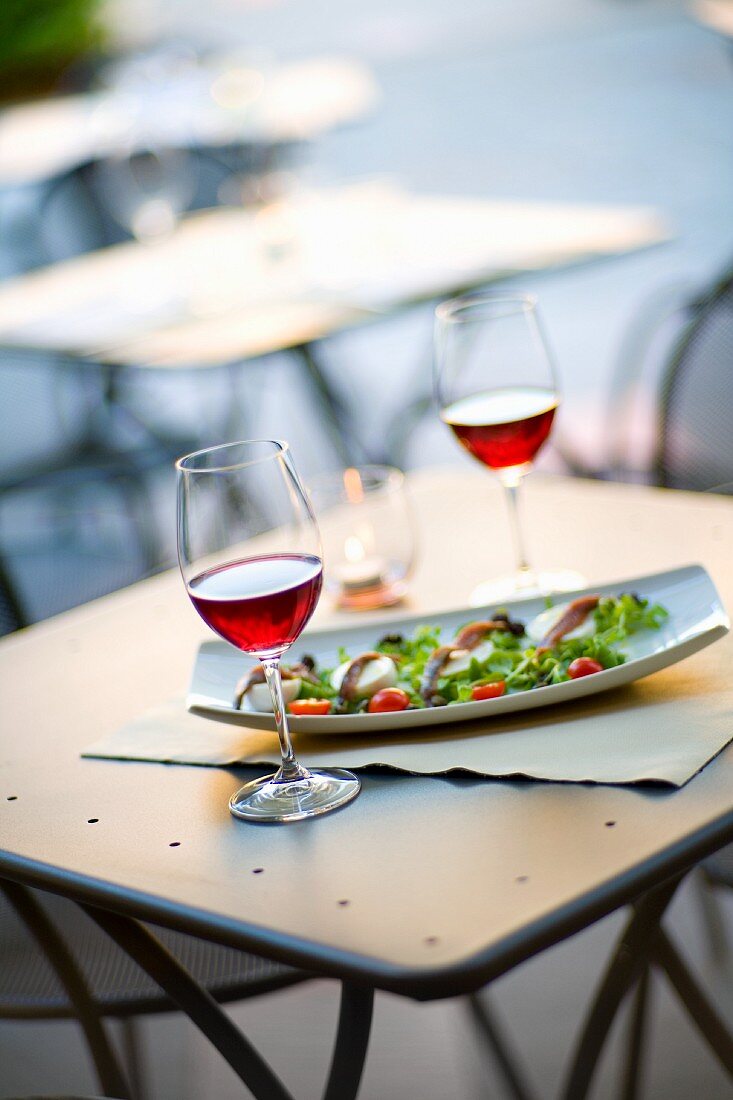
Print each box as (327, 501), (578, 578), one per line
(235, 592), (669, 717)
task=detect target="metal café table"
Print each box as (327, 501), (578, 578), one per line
(1, 471), (733, 1099)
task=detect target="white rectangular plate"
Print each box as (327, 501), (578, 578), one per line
(187, 565), (728, 735)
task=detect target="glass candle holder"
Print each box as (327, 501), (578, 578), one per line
(307, 465), (416, 610)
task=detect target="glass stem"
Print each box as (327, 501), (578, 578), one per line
(500, 471), (534, 588)
(261, 658), (310, 782)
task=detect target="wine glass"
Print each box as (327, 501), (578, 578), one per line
(434, 292), (584, 605)
(177, 439), (360, 822)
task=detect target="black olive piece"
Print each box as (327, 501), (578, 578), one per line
(299, 654), (316, 671)
(507, 621), (526, 636)
(492, 612), (510, 622)
(378, 633), (404, 647)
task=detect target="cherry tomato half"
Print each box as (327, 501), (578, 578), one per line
(367, 688), (411, 713)
(471, 681), (507, 701)
(567, 657), (604, 679)
(288, 698), (332, 716)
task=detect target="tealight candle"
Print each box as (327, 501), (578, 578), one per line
(307, 465), (416, 611)
(334, 555), (388, 593)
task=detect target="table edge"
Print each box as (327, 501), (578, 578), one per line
(1, 804), (731, 1000)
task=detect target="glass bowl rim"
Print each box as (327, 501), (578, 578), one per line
(435, 291), (538, 325)
(176, 438), (289, 474)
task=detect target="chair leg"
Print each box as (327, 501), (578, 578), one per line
(81, 902), (296, 1100)
(0, 880), (131, 1099)
(467, 990), (537, 1100)
(649, 927), (733, 1078)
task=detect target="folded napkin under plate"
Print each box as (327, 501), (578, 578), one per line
(83, 659), (733, 788)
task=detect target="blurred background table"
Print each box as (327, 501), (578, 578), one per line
(0, 55), (378, 190)
(0, 183), (666, 364)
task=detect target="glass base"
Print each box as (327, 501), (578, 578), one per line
(229, 768), (360, 823)
(470, 568), (587, 608)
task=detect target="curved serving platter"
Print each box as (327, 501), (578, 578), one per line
(187, 565), (728, 735)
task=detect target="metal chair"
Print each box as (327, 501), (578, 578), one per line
(553, 263), (733, 489)
(617, 267), (733, 974)
(0, 345), (207, 632)
(558, 263), (733, 1096)
(0, 882), (311, 1100)
(654, 266), (733, 491)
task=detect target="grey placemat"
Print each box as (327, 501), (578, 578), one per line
(83, 660), (733, 788)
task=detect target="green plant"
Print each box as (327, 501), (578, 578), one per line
(0, 0), (104, 93)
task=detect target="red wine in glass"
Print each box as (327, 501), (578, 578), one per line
(177, 438), (359, 823)
(188, 553), (323, 657)
(441, 386), (558, 470)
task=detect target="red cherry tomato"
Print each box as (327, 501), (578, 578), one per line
(568, 657), (604, 679)
(471, 681), (507, 701)
(288, 698), (332, 716)
(367, 688), (411, 713)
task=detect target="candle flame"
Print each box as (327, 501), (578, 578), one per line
(344, 535), (365, 563)
(343, 467), (364, 505)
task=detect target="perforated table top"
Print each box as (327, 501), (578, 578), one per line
(1, 471), (732, 999)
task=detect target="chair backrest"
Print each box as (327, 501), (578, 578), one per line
(0, 348), (96, 487)
(655, 268), (733, 492)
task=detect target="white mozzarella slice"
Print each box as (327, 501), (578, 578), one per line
(330, 655), (397, 697)
(247, 677), (301, 712)
(442, 639), (495, 677)
(525, 603), (596, 645)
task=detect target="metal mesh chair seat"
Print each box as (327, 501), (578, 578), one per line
(0, 889), (309, 1020)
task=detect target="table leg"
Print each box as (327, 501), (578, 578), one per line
(0, 881), (132, 1099)
(322, 981), (374, 1100)
(81, 903), (296, 1100)
(620, 964), (650, 1100)
(559, 874), (684, 1100)
(119, 1017), (147, 1100)
(294, 343), (365, 467)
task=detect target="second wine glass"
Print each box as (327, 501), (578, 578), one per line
(435, 292), (583, 604)
(177, 439), (360, 822)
